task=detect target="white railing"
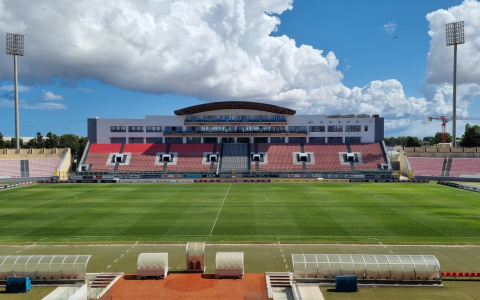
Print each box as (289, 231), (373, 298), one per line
(265, 275), (273, 299)
(291, 283), (302, 300)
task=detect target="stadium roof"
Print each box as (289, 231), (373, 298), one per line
(174, 101), (296, 115)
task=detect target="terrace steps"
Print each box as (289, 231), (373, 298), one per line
(91, 273), (117, 288)
(266, 272), (292, 287)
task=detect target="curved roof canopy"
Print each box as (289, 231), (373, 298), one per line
(292, 254), (441, 281)
(137, 253), (168, 270)
(174, 101), (296, 116)
(0, 255), (91, 281)
(215, 252), (244, 269)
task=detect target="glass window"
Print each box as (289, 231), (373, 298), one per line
(289, 126), (307, 133)
(270, 126), (286, 132)
(309, 126), (325, 132)
(253, 115), (269, 122)
(164, 126), (183, 133)
(345, 125), (361, 132)
(128, 126), (144, 132)
(110, 126), (126, 132)
(186, 126), (201, 133)
(328, 126), (343, 132)
(270, 115), (286, 122)
(365, 125), (368, 131)
(146, 126), (162, 132)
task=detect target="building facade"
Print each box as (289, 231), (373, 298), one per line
(87, 101), (384, 144)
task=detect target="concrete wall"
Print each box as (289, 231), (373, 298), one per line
(0, 148), (67, 159)
(404, 147), (480, 158)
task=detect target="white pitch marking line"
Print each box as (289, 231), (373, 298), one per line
(16, 250), (21, 253)
(284, 259), (286, 263)
(133, 241), (139, 247)
(114, 259), (118, 263)
(209, 183), (232, 236)
(126, 250), (129, 252)
(107, 265), (111, 269)
(120, 254), (124, 257)
(286, 265), (288, 268)
(282, 254), (284, 257)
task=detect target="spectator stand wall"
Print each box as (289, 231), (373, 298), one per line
(292, 254), (441, 285)
(0, 255), (91, 284)
(215, 252), (244, 279)
(186, 242), (205, 272)
(137, 253), (168, 279)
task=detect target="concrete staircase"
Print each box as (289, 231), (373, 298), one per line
(266, 272), (292, 287)
(90, 273), (117, 288)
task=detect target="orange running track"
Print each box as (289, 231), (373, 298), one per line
(109, 273), (269, 300)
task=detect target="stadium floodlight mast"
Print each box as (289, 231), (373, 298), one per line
(445, 21), (464, 147)
(5, 32), (25, 149)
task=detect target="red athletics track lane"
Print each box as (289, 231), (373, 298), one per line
(107, 273), (269, 300)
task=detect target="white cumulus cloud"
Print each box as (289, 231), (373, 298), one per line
(41, 90), (64, 100)
(383, 22), (397, 34)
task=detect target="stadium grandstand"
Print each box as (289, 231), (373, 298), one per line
(0, 148), (72, 180)
(78, 101), (390, 175)
(399, 146), (480, 179)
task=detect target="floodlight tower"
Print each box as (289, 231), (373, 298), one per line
(6, 33), (25, 149)
(445, 21), (464, 147)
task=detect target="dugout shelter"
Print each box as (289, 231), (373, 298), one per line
(186, 242), (205, 272)
(292, 254), (441, 284)
(0, 255), (91, 284)
(137, 253), (168, 279)
(215, 252), (244, 278)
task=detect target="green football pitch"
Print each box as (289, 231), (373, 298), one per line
(0, 182), (480, 244)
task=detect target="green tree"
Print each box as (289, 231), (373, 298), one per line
(45, 132), (59, 148)
(9, 137), (24, 148)
(405, 136), (422, 147)
(58, 134), (80, 154)
(460, 123), (480, 147)
(0, 132), (4, 148)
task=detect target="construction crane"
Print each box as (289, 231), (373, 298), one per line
(428, 116), (480, 143)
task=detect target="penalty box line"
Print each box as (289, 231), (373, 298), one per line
(209, 183), (232, 236)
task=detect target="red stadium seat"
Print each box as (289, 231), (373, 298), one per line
(441, 272), (446, 276)
(476, 273), (480, 277)
(451, 272), (458, 277)
(445, 272), (452, 276)
(458, 272), (464, 277)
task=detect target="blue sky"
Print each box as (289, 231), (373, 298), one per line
(1, 0), (479, 139)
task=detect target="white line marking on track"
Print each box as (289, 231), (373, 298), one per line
(16, 250), (21, 253)
(209, 183), (232, 236)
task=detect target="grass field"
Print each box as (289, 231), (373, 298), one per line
(1, 182), (480, 244)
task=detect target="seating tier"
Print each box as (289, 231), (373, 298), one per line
(449, 158), (480, 177)
(29, 158), (61, 177)
(0, 160), (21, 178)
(304, 144), (350, 171)
(350, 143), (385, 170)
(168, 143), (218, 171)
(257, 143), (302, 170)
(408, 157), (444, 176)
